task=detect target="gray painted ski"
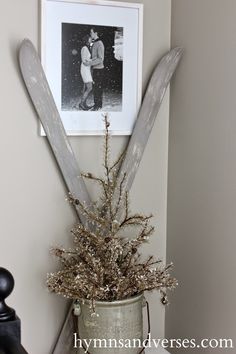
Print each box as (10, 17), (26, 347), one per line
(113, 46), (183, 208)
(19, 39), (92, 225)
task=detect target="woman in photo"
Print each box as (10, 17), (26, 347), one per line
(79, 34), (93, 110)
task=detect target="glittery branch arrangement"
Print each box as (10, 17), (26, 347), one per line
(47, 115), (177, 307)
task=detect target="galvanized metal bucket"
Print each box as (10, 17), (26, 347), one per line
(75, 293), (145, 354)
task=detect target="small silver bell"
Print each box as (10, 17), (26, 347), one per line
(73, 301), (81, 316)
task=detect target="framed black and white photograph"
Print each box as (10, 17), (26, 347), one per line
(41, 0), (143, 135)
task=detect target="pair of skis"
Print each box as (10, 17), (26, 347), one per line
(19, 39), (182, 353)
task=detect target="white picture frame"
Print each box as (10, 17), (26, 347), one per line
(41, 0), (143, 135)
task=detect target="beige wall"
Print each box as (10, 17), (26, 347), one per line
(167, 0), (236, 352)
(0, 1), (171, 352)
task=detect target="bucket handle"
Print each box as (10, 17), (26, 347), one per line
(73, 299), (151, 354)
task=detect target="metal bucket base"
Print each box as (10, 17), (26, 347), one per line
(76, 294), (144, 354)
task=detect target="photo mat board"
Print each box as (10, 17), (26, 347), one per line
(41, 0), (143, 135)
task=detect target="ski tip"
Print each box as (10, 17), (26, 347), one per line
(22, 38), (31, 45)
(147, 46), (184, 90)
(19, 39), (36, 58)
(173, 46), (184, 53)
(18, 39), (38, 70)
(168, 46), (184, 61)
(173, 46), (184, 58)
(158, 46), (184, 71)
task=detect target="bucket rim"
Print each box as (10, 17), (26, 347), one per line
(78, 292), (144, 307)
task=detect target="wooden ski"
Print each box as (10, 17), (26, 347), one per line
(18, 39), (183, 353)
(19, 39), (92, 224)
(114, 46), (183, 200)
